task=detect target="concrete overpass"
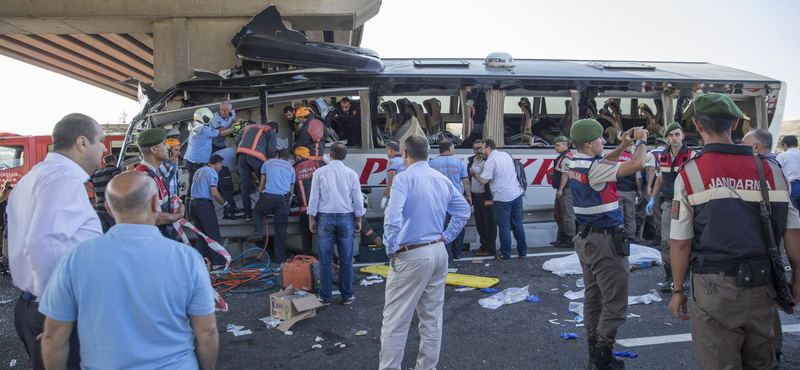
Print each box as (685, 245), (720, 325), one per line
(0, 1), (381, 98)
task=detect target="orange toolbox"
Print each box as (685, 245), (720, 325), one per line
(282, 255), (321, 292)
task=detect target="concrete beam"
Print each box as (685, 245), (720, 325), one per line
(39, 34), (153, 82)
(128, 33), (153, 49)
(70, 34), (153, 74)
(99, 33), (154, 64)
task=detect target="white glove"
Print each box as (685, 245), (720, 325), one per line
(380, 196), (389, 211)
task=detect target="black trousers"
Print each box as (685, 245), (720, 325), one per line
(183, 159), (206, 198)
(299, 211), (313, 255)
(217, 166), (235, 210)
(237, 155), (264, 216)
(189, 199), (226, 265)
(254, 193), (290, 263)
(444, 213), (466, 259)
(15, 294), (80, 370)
(473, 192), (497, 253)
(96, 210), (116, 233)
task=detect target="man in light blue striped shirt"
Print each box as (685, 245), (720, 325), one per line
(379, 135), (470, 370)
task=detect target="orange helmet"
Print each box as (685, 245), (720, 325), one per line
(295, 107), (311, 118)
(165, 138), (181, 147)
(294, 146), (310, 159)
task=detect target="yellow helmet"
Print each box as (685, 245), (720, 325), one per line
(294, 146), (310, 159)
(295, 107), (311, 118)
(165, 138), (181, 147)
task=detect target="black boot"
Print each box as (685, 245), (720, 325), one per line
(550, 232), (565, 246)
(658, 263), (673, 292)
(556, 237), (575, 249)
(587, 338), (597, 370)
(594, 344), (625, 369)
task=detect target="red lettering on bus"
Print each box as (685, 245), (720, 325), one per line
(534, 158), (555, 185)
(359, 158), (388, 185)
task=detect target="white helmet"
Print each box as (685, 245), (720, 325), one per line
(191, 108), (214, 135)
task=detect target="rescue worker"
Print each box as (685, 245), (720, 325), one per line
(380, 141), (405, 211)
(429, 140), (471, 260)
(742, 127), (784, 361)
(569, 120), (648, 370)
(135, 129), (185, 239)
(777, 135), (800, 208)
(616, 142), (639, 241)
(236, 120), (278, 221)
(550, 136), (575, 248)
(329, 97), (361, 146)
(184, 108), (235, 205)
(293, 146), (323, 255)
(254, 148), (295, 264)
(89, 154), (121, 232)
(210, 100), (241, 153)
(646, 122), (697, 291)
(468, 140), (497, 256)
(668, 94), (800, 370)
(189, 154), (228, 270)
(159, 138), (186, 204)
(294, 107), (328, 161)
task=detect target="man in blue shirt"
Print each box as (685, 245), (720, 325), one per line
(184, 108), (235, 203)
(190, 154), (228, 269)
(210, 100), (241, 153)
(380, 135), (470, 370)
(39, 171), (218, 370)
(255, 148), (295, 263)
(429, 140), (472, 260)
(381, 140), (405, 210)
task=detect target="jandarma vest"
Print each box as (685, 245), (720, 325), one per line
(552, 151), (573, 190)
(658, 144), (696, 200)
(568, 156), (623, 228)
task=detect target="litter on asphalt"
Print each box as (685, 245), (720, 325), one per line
(542, 245), (662, 277)
(628, 291), (663, 305)
(563, 289), (585, 300)
(525, 295), (540, 302)
(259, 316), (281, 329)
(356, 330), (367, 336)
(456, 287), (476, 292)
(448, 268), (458, 273)
(576, 278), (585, 288)
(315, 336), (324, 342)
(614, 351), (638, 358)
(478, 286), (530, 310)
(284, 331), (293, 335)
(560, 333), (579, 340)
(311, 344), (322, 349)
(627, 313), (641, 318)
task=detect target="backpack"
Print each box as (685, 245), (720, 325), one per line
(501, 151), (527, 192)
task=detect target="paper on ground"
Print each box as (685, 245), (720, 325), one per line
(564, 289), (585, 300)
(542, 244), (662, 277)
(628, 291), (662, 305)
(478, 286), (530, 310)
(233, 329), (252, 336)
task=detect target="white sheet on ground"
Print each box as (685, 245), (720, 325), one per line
(542, 244), (662, 277)
(478, 286), (530, 310)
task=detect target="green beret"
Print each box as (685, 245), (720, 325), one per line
(570, 119), (604, 143)
(692, 94), (743, 119)
(553, 136), (569, 144)
(656, 137), (668, 146)
(137, 129), (166, 148)
(664, 122), (682, 136)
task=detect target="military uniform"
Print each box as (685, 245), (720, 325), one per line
(552, 140), (575, 246)
(670, 94), (800, 369)
(616, 150), (638, 239)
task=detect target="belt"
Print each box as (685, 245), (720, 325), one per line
(194, 198), (213, 203)
(21, 291), (38, 302)
(395, 237), (444, 255)
(579, 225), (618, 236)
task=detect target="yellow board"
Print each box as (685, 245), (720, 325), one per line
(360, 265), (499, 289)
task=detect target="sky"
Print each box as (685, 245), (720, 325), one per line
(1, 0), (798, 136)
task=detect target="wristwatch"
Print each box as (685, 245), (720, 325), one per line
(671, 282), (685, 294)
(635, 139), (647, 147)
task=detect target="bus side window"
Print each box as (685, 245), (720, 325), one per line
(0, 145), (24, 169)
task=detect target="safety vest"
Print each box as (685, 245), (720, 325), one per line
(616, 151), (637, 192)
(657, 144), (696, 200)
(568, 156), (623, 228)
(552, 151), (573, 190)
(293, 158), (322, 212)
(237, 124), (274, 162)
(678, 144), (792, 273)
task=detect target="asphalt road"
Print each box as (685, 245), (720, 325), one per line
(1, 246), (799, 370)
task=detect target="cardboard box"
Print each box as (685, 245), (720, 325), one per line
(269, 285), (321, 332)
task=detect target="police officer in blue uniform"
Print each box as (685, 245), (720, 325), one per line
(189, 154), (228, 269)
(254, 148), (295, 263)
(668, 94), (800, 370)
(569, 120), (648, 370)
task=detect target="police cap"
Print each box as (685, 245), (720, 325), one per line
(664, 122), (682, 136)
(137, 129), (166, 148)
(691, 94), (744, 119)
(570, 119), (604, 143)
(553, 136), (569, 144)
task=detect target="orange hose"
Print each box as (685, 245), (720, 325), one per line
(206, 213), (275, 294)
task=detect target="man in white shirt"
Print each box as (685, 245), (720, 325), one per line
(778, 135), (800, 208)
(308, 143), (366, 305)
(471, 139), (528, 261)
(8, 113), (106, 370)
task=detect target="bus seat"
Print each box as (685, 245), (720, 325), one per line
(598, 108), (617, 131)
(604, 126), (623, 145)
(603, 99), (623, 130)
(557, 101), (572, 130)
(380, 100), (399, 135)
(396, 98), (413, 123)
(405, 102), (428, 134)
(638, 103), (664, 136)
(654, 99), (664, 128)
(398, 117), (427, 154)
(423, 98), (442, 135)
(518, 97), (533, 134)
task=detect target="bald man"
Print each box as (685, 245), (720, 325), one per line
(39, 172), (218, 370)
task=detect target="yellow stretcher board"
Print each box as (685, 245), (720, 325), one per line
(360, 265), (499, 289)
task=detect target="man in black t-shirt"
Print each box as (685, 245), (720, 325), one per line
(89, 155), (122, 232)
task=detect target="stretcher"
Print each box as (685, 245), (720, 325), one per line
(360, 265), (499, 289)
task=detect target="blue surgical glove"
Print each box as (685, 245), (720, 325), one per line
(645, 197), (656, 216)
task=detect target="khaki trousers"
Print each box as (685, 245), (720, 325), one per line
(618, 191), (637, 239)
(653, 197), (663, 239)
(554, 191), (576, 237)
(575, 230), (629, 347)
(690, 273), (778, 370)
(379, 242), (448, 370)
(660, 200), (672, 264)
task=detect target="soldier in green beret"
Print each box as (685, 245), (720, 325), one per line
(134, 128), (184, 239)
(550, 136), (576, 248)
(568, 119), (648, 369)
(647, 121), (698, 292)
(668, 93), (800, 369)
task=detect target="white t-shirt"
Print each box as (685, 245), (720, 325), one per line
(479, 150), (523, 202)
(778, 147), (800, 183)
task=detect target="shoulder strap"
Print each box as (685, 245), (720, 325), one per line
(754, 154), (772, 214)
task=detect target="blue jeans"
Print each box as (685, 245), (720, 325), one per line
(317, 213), (355, 301)
(494, 194), (528, 259)
(791, 181), (800, 209)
